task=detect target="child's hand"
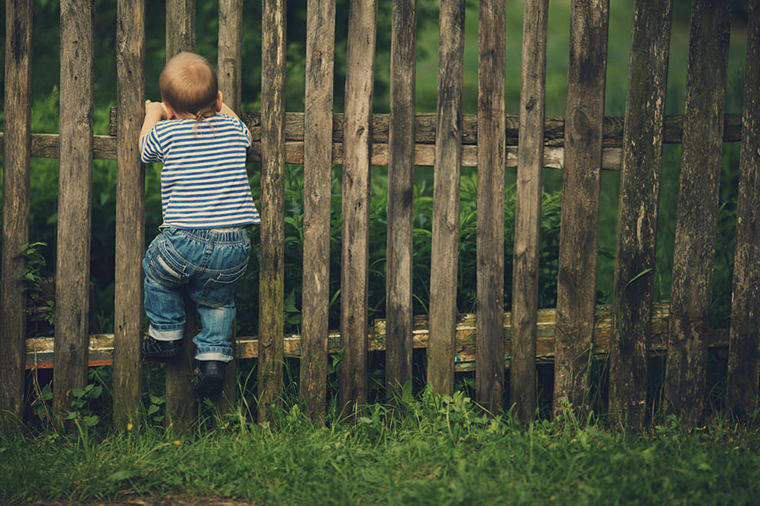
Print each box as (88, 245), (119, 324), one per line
(145, 100), (171, 120)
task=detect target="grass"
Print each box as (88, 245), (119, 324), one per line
(3, 389), (760, 505)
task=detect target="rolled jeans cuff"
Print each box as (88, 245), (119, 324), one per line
(148, 325), (184, 342)
(196, 347), (233, 362)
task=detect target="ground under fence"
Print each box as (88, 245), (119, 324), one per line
(1, 0), (759, 431)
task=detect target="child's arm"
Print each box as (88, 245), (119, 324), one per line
(219, 102), (241, 120)
(139, 100), (169, 149)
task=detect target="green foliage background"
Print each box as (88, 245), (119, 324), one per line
(0, 0), (751, 336)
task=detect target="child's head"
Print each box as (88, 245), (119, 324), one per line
(159, 52), (219, 120)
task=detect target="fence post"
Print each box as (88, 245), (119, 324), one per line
(216, 0), (243, 414)
(727, 0), (760, 418)
(164, 0), (197, 432)
(511, 0), (548, 423)
(54, 0), (94, 421)
(427, 0), (465, 395)
(475, 0), (506, 413)
(665, 0), (730, 428)
(609, 0), (672, 429)
(385, 0), (416, 401)
(0, 0), (33, 425)
(301, 0), (335, 422)
(113, 0), (145, 429)
(339, 0), (377, 412)
(258, 0), (287, 423)
(553, 0), (609, 416)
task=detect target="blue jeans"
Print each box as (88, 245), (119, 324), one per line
(142, 227), (251, 362)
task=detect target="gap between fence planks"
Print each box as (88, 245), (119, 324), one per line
(726, 0), (760, 418)
(385, 0), (417, 401)
(258, 0), (287, 423)
(53, 0), (95, 422)
(163, 0), (197, 433)
(112, 0), (145, 429)
(301, 0), (336, 423)
(24, 303), (732, 370)
(665, 0), (731, 428)
(609, 0), (672, 430)
(511, 0), (548, 423)
(0, 0), (33, 424)
(553, 0), (609, 416)
(475, 0), (506, 413)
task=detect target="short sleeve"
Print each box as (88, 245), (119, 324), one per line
(141, 126), (164, 163)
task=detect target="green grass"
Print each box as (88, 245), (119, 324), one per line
(3, 390), (760, 505)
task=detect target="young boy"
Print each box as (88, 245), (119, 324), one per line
(139, 51), (259, 398)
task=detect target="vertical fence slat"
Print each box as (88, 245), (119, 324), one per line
(511, 0), (548, 422)
(427, 0), (465, 395)
(339, 0), (377, 411)
(258, 0), (287, 422)
(609, 0), (672, 429)
(301, 0), (335, 422)
(553, 0), (609, 415)
(113, 0), (145, 428)
(727, 0), (760, 418)
(218, 0), (242, 113)
(665, 0), (730, 427)
(385, 0), (416, 400)
(166, 0), (195, 63)
(216, 0), (243, 414)
(475, 0), (505, 412)
(0, 0), (32, 424)
(53, 0), (94, 420)
(164, 0), (197, 431)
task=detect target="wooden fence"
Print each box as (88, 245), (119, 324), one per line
(1, 0), (759, 430)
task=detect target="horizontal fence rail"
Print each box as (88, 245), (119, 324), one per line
(24, 303), (730, 370)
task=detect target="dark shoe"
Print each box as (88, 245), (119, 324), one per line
(141, 335), (182, 360)
(193, 360), (227, 398)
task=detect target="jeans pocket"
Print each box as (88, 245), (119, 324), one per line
(144, 236), (186, 286)
(197, 260), (248, 307)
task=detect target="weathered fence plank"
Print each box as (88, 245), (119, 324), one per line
(258, 0), (287, 423)
(553, 0), (609, 415)
(385, 0), (416, 400)
(609, 0), (672, 429)
(0, 0), (33, 424)
(511, 0), (548, 423)
(164, 0), (197, 432)
(166, 0), (195, 62)
(53, 0), (94, 421)
(427, 0), (465, 395)
(113, 0), (145, 428)
(301, 0), (335, 422)
(218, 0), (243, 113)
(339, 0), (377, 412)
(475, 0), (506, 413)
(216, 0), (244, 414)
(665, 0), (730, 427)
(726, 0), (760, 418)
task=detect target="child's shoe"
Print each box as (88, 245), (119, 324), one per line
(141, 335), (182, 360)
(193, 360), (227, 398)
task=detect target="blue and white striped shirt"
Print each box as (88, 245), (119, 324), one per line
(141, 114), (260, 229)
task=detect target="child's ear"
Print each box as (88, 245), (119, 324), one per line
(216, 91), (223, 112)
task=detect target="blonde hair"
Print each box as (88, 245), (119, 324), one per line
(159, 52), (218, 122)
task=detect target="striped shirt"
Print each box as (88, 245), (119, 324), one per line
(141, 114), (260, 229)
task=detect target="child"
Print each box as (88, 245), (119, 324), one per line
(139, 51), (259, 398)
